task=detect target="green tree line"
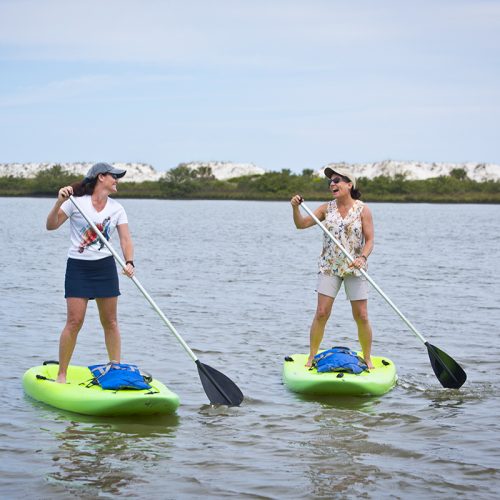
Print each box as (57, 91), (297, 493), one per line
(1, 164), (499, 202)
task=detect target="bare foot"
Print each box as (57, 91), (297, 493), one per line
(56, 374), (66, 384)
(365, 358), (375, 370)
(305, 355), (314, 368)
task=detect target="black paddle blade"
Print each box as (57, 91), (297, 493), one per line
(425, 342), (467, 389)
(196, 360), (244, 406)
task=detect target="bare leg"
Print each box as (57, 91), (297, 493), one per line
(57, 298), (88, 383)
(96, 297), (121, 363)
(351, 299), (374, 369)
(306, 293), (335, 367)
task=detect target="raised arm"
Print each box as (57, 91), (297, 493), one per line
(291, 195), (327, 229)
(46, 186), (71, 230)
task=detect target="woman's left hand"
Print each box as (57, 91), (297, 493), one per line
(122, 263), (135, 278)
(349, 256), (367, 270)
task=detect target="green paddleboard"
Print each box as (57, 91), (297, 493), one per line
(23, 364), (180, 416)
(283, 352), (397, 396)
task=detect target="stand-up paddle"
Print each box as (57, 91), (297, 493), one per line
(299, 199), (467, 389)
(69, 195), (244, 406)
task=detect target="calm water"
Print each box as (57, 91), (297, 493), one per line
(1, 198), (499, 499)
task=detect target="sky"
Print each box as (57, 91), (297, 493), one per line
(0, 0), (499, 173)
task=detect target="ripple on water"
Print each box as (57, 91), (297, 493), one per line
(2, 200), (500, 498)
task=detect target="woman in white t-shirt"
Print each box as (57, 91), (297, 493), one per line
(46, 163), (135, 383)
(290, 166), (375, 369)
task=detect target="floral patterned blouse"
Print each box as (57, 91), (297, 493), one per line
(318, 199), (366, 277)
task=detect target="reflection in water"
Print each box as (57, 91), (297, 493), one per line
(47, 414), (179, 496)
(300, 406), (382, 498)
(293, 392), (382, 413)
(294, 392), (429, 498)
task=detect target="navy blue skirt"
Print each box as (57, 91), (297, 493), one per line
(65, 256), (120, 299)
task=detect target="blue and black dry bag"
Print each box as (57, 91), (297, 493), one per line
(88, 362), (152, 390)
(313, 346), (368, 374)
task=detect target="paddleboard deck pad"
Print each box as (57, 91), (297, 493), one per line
(283, 353), (397, 396)
(23, 363), (180, 416)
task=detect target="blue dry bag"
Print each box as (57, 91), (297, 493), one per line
(88, 362), (152, 390)
(313, 346), (368, 374)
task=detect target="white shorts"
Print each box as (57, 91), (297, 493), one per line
(316, 273), (369, 301)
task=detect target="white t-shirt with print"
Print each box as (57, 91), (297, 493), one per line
(60, 195), (128, 260)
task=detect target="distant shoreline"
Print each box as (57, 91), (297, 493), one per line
(1, 165), (499, 203)
(1, 194), (499, 204)
(2, 160), (500, 183)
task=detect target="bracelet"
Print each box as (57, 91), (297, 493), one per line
(360, 255), (367, 261)
(126, 260), (135, 267)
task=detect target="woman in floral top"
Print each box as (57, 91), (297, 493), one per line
(291, 166), (375, 368)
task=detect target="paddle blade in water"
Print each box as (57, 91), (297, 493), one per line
(196, 360), (244, 406)
(425, 342), (467, 389)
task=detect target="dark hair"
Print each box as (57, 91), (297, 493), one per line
(350, 187), (362, 200)
(340, 175), (362, 200)
(70, 177), (98, 197)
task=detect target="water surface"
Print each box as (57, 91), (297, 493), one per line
(1, 198), (499, 499)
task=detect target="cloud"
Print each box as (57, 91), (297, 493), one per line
(0, 0), (432, 67)
(1, 0), (499, 166)
(1, 0), (498, 82)
(0, 73), (186, 107)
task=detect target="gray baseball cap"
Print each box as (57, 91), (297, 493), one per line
(84, 162), (126, 181)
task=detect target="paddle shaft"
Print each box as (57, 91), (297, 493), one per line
(69, 196), (198, 362)
(300, 201), (427, 345)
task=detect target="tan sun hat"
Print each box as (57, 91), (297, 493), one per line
(323, 166), (356, 189)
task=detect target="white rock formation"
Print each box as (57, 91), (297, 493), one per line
(0, 161), (265, 182)
(1, 159), (499, 182)
(0, 162), (162, 183)
(319, 160), (500, 182)
(181, 161), (266, 180)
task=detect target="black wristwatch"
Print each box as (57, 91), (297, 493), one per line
(126, 260), (135, 267)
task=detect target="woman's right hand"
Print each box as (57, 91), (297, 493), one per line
(290, 194), (303, 207)
(47, 187), (71, 230)
(57, 186), (73, 203)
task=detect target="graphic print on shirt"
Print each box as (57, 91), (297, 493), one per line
(78, 217), (111, 253)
